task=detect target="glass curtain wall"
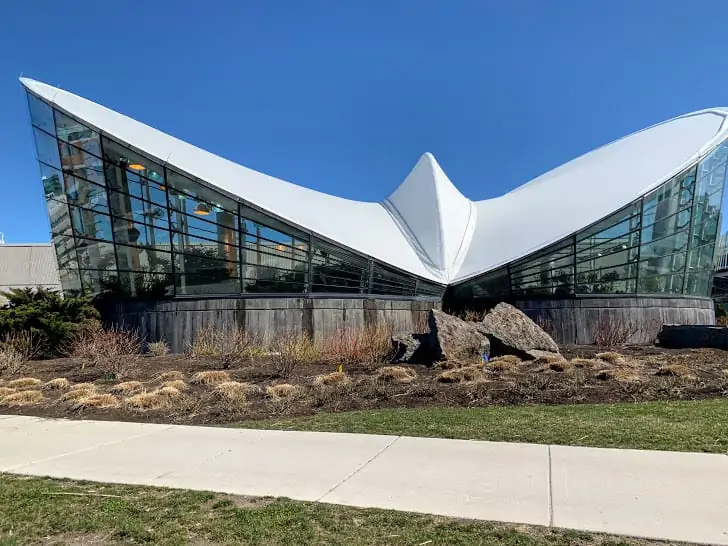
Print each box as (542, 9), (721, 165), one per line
(27, 91), (445, 300)
(453, 142), (728, 300)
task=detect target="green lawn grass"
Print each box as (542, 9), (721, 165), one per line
(0, 474), (676, 545)
(239, 399), (728, 453)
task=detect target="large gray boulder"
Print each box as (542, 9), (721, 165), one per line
(428, 309), (490, 362)
(478, 303), (559, 359)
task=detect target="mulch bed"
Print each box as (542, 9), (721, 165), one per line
(1, 346), (727, 426)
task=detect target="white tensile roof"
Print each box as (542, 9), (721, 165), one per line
(21, 78), (728, 285)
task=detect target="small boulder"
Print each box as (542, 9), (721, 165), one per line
(428, 309), (490, 362)
(478, 303), (559, 359)
(391, 333), (422, 363)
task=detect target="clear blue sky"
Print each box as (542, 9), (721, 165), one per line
(2, 0), (728, 243)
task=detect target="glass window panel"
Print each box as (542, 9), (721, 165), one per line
(59, 140), (105, 185)
(39, 162), (65, 200)
(172, 232), (238, 262)
(576, 235), (639, 264)
(27, 92), (55, 134)
(241, 205), (309, 241)
(577, 261), (637, 282)
(112, 271), (174, 298)
(576, 278), (636, 295)
(639, 251), (687, 277)
(67, 177), (108, 212)
(113, 216), (172, 250)
(176, 275), (241, 296)
(105, 163), (167, 206)
(102, 136), (165, 185)
(371, 264), (417, 296)
(452, 267), (509, 300)
(171, 211), (237, 244)
(174, 250), (239, 281)
(687, 243), (716, 271)
(52, 233), (78, 271)
(311, 241), (369, 294)
(642, 204), (691, 233)
(244, 264), (307, 294)
(75, 239), (116, 271)
(417, 281), (446, 297)
(58, 268), (82, 294)
(167, 169), (236, 213)
(577, 203), (641, 243)
(45, 198), (73, 236)
(54, 111), (101, 156)
(109, 191), (169, 228)
(640, 229), (689, 259)
(637, 273), (684, 294)
(684, 270), (713, 297)
(33, 127), (61, 168)
(116, 244), (173, 274)
(80, 268), (118, 296)
(642, 167), (696, 217)
(70, 207), (113, 241)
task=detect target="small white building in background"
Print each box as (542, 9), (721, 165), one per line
(0, 244), (61, 305)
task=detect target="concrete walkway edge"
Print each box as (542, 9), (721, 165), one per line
(1, 415), (726, 545)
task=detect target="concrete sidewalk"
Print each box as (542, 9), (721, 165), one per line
(0, 415), (726, 545)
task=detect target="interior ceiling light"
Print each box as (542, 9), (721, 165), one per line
(128, 163), (146, 171)
(193, 202), (211, 216)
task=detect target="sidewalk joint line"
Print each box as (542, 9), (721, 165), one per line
(5, 424), (176, 473)
(547, 444), (554, 527)
(316, 435), (401, 502)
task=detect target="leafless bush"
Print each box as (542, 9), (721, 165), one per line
(322, 324), (393, 365)
(592, 314), (639, 348)
(0, 331), (40, 376)
(270, 331), (322, 378)
(187, 326), (265, 369)
(456, 309), (485, 322)
(72, 325), (143, 379)
(147, 340), (170, 357)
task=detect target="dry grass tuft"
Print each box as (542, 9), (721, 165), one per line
(161, 380), (187, 391)
(0, 387), (15, 397)
(44, 378), (71, 391)
(532, 354), (566, 366)
(109, 381), (145, 396)
(595, 351), (624, 365)
(73, 393), (119, 409)
(6, 377), (42, 389)
(212, 381), (254, 403)
(154, 386), (183, 399)
(548, 360), (574, 373)
(374, 366), (417, 384)
(59, 387), (97, 402)
(655, 364), (696, 379)
(155, 371), (185, 382)
(595, 368), (642, 383)
(571, 358), (602, 369)
(190, 370), (231, 386)
(313, 372), (351, 387)
(147, 340), (170, 357)
(266, 383), (304, 399)
(437, 366), (485, 383)
(1, 390), (43, 406)
(70, 382), (97, 392)
(488, 355), (522, 370)
(123, 392), (170, 411)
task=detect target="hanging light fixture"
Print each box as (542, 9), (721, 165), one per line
(127, 163), (146, 171)
(193, 202), (211, 216)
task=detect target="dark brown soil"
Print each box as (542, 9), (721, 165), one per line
(2, 346), (728, 426)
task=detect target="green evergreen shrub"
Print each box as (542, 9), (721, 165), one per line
(0, 288), (100, 358)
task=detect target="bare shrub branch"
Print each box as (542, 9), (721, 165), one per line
(592, 314), (639, 348)
(72, 325), (143, 379)
(187, 326), (265, 369)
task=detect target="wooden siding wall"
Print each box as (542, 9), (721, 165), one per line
(515, 297), (715, 345)
(103, 298), (441, 353)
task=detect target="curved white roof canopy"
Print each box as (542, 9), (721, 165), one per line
(21, 78), (728, 285)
